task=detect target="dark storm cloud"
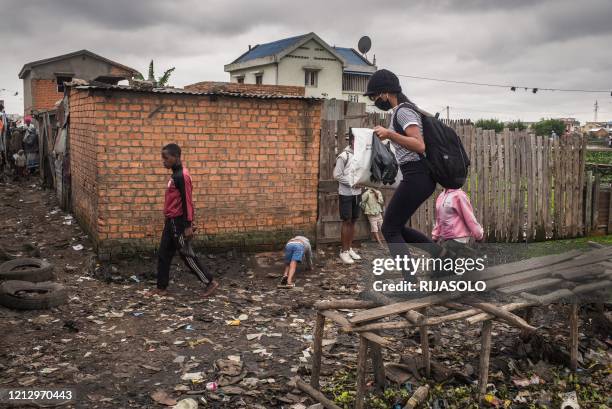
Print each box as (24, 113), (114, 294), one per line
(0, 0), (610, 121)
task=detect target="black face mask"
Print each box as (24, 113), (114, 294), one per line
(374, 97), (392, 111)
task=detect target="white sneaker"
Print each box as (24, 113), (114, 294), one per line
(348, 248), (362, 260)
(339, 251), (355, 264)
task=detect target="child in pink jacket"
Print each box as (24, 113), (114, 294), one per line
(432, 188), (483, 245)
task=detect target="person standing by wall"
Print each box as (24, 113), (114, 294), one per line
(22, 116), (39, 174)
(152, 143), (219, 297)
(333, 132), (363, 265)
(361, 187), (385, 246)
(364, 69), (442, 278)
(0, 104), (8, 169)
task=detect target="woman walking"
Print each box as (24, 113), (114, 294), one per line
(364, 69), (441, 278)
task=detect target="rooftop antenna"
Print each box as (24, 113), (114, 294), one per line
(357, 36), (372, 60)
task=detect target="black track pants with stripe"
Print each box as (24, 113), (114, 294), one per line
(156, 218), (214, 289)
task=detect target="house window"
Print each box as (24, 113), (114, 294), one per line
(236, 76), (245, 84)
(255, 74), (263, 85)
(342, 73), (369, 92)
(304, 70), (318, 87)
(56, 76), (72, 93)
(348, 94), (359, 103)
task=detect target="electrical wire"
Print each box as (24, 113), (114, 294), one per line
(396, 73), (611, 94)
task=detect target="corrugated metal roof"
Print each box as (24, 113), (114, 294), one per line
(333, 47), (373, 67)
(71, 83), (321, 100)
(234, 34), (309, 64)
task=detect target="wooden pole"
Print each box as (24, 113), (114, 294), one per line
(354, 336), (369, 409)
(478, 320), (493, 400)
(569, 304), (579, 371)
(295, 377), (343, 409)
(369, 341), (386, 393)
(420, 308), (430, 378)
(311, 312), (326, 388)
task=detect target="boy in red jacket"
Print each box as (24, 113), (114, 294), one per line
(153, 143), (219, 297)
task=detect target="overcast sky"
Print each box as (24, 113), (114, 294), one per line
(1, 0), (611, 122)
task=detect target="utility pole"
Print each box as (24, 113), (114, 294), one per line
(446, 105), (450, 121)
(594, 100), (598, 122)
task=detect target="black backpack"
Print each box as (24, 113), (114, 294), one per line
(393, 102), (470, 189)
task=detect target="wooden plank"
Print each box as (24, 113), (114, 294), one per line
(509, 131), (518, 241)
(520, 132), (529, 241)
(478, 320), (493, 400)
(469, 125), (478, 220)
(464, 300), (537, 332)
(485, 249), (612, 290)
(320, 309), (352, 331)
(310, 313), (326, 388)
(469, 249), (582, 281)
(466, 301), (537, 325)
(349, 293), (456, 324)
(527, 133), (535, 240)
(354, 336), (368, 409)
(585, 171), (593, 235)
(477, 128), (485, 238)
(543, 135), (551, 237)
(497, 278), (564, 294)
(503, 129), (511, 241)
(536, 134), (545, 240)
(593, 173), (601, 232)
(608, 188), (612, 233)
(553, 137), (562, 238)
(315, 299), (378, 310)
(483, 130), (491, 238)
(578, 135), (586, 235)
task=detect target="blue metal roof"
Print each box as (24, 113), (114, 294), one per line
(234, 34), (309, 63)
(333, 47), (372, 66)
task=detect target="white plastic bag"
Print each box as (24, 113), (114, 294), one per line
(348, 128), (402, 188)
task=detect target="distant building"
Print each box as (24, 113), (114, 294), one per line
(556, 117), (580, 133)
(589, 127), (610, 138)
(19, 50), (140, 114)
(224, 32), (377, 105)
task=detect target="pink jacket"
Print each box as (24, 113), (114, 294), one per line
(432, 189), (483, 241)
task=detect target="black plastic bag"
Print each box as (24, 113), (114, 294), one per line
(370, 133), (398, 185)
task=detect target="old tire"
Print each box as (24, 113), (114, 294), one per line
(0, 258), (54, 282)
(0, 280), (67, 310)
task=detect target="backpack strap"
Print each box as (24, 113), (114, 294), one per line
(392, 102), (431, 163)
(392, 102), (423, 136)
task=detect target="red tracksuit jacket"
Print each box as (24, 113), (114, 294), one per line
(164, 165), (194, 225)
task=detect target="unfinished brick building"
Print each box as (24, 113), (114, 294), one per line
(68, 83), (321, 259)
(19, 50), (139, 114)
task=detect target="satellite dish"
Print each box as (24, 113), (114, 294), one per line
(357, 36), (371, 55)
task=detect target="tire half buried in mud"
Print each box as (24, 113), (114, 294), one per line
(0, 280), (67, 310)
(0, 258), (54, 282)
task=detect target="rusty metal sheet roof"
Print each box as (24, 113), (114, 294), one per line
(71, 83), (322, 101)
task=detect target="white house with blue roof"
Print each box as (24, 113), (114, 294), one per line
(224, 32), (377, 104)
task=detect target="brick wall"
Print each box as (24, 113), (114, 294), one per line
(69, 88), (99, 242)
(68, 87), (321, 258)
(185, 81), (305, 97)
(31, 79), (62, 112)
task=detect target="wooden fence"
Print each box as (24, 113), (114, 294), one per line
(413, 125), (586, 241)
(316, 100), (590, 243)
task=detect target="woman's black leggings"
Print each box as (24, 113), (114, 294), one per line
(381, 161), (439, 265)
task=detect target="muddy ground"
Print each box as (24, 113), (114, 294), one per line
(0, 179), (610, 409)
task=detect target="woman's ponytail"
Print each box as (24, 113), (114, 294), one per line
(397, 92), (413, 105)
